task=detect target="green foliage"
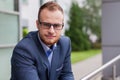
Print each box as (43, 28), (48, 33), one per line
(65, 2), (91, 51)
(23, 27), (29, 37)
(83, 0), (102, 43)
(92, 42), (101, 49)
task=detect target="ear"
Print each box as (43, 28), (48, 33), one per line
(36, 20), (39, 29)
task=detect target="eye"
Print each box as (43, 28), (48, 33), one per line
(44, 23), (51, 27)
(53, 24), (60, 28)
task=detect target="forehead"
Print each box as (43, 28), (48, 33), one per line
(40, 9), (64, 22)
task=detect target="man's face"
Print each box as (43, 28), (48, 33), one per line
(36, 9), (64, 46)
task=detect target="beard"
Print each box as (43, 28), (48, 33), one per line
(41, 36), (59, 46)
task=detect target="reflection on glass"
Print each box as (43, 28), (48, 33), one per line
(0, 0), (14, 11)
(0, 48), (13, 80)
(0, 0), (19, 11)
(0, 13), (19, 45)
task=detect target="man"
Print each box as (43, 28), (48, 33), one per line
(11, 1), (74, 80)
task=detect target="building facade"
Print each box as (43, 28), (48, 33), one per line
(102, 0), (120, 79)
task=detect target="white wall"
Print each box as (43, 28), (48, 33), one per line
(21, 0), (40, 31)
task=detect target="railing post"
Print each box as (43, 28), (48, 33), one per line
(113, 64), (116, 80)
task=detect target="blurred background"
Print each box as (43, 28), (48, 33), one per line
(0, 0), (101, 80)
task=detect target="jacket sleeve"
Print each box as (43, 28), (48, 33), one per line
(11, 44), (40, 80)
(59, 37), (74, 80)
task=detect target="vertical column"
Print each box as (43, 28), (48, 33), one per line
(102, 0), (120, 79)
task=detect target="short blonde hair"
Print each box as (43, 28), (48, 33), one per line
(38, 1), (63, 21)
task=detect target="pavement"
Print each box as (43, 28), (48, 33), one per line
(72, 53), (102, 80)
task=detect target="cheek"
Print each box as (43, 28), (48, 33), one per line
(55, 32), (61, 39)
(57, 33), (61, 37)
(56, 31), (62, 36)
(38, 29), (46, 37)
(39, 28), (46, 34)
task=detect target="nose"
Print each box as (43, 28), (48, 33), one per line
(49, 25), (55, 33)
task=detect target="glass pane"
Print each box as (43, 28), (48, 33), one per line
(0, 0), (14, 11)
(0, 47), (13, 80)
(0, 13), (19, 45)
(22, 0), (28, 5)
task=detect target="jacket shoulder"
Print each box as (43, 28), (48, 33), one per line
(58, 36), (71, 50)
(59, 36), (71, 44)
(16, 31), (38, 46)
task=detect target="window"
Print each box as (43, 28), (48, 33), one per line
(22, 0), (28, 5)
(0, 0), (20, 80)
(0, 0), (19, 11)
(0, 13), (19, 45)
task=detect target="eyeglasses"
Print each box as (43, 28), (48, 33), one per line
(39, 21), (64, 30)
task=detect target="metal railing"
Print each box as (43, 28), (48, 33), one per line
(80, 54), (120, 80)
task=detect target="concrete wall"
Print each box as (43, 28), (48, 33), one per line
(102, 0), (120, 79)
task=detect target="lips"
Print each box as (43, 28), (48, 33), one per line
(46, 35), (55, 39)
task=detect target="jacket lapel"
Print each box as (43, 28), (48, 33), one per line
(49, 45), (60, 80)
(36, 37), (51, 73)
(32, 31), (50, 79)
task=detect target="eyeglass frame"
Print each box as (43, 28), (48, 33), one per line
(38, 21), (64, 30)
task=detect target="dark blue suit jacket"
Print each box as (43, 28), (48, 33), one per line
(11, 31), (74, 80)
